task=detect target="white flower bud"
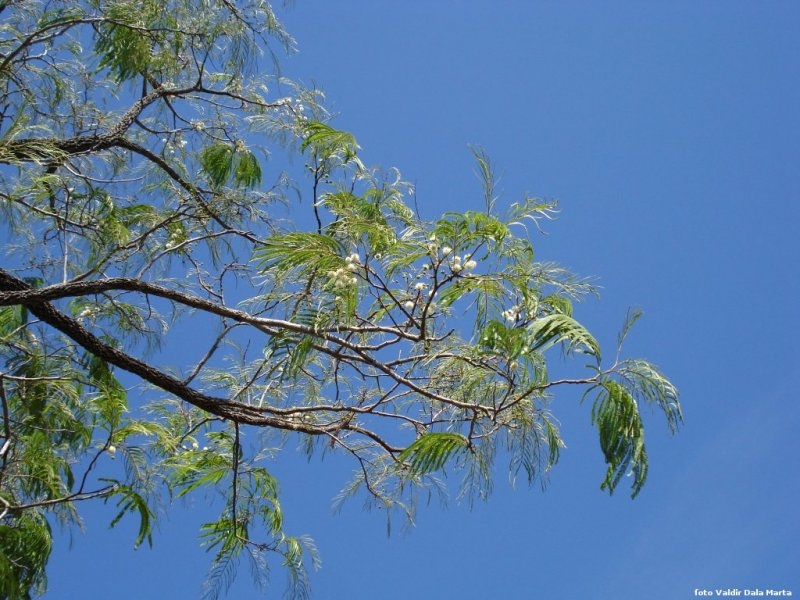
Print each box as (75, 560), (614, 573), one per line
(404, 301), (415, 310)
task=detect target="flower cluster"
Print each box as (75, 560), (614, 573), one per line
(164, 227), (185, 250)
(501, 305), (521, 323)
(402, 284), (437, 314)
(162, 136), (187, 156)
(276, 96), (307, 124)
(449, 253), (477, 274)
(436, 244), (477, 274)
(328, 253), (361, 290)
(183, 440), (208, 452)
(344, 252), (361, 271)
(76, 306), (100, 321)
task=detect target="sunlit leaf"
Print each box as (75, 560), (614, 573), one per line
(253, 232), (343, 276)
(399, 432), (469, 476)
(528, 313), (600, 360)
(300, 120), (360, 164)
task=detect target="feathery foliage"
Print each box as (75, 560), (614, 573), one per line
(399, 433), (470, 476)
(0, 1), (681, 598)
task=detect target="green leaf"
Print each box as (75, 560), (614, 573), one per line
(253, 232), (343, 276)
(617, 308), (643, 355)
(506, 196), (559, 230)
(200, 144), (235, 188)
(438, 275), (504, 310)
(322, 190), (397, 251)
(469, 145), (497, 213)
(300, 121), (360, 164)
(0, 305), (25, 336)
(540, 294), (573, 317)
(37, 7), (85, 29)
(293, 333), (319, 369)
(84, 353), (127, 428)
(479, 320), (529, 360)
(232, 149), (262, 188)
(586, 380), (648, 498)
(200, 143), (262, 189)
(94, 2), (156, 82)
(527, 313), (600, 360)
(200, 517), (244, 600)
(102, 481), (154, 549)
(0, 511), (52, 600)
(505, 404), (563, 487)
(171, 454), (230, 499)
(617, 359), (682, 434)
(399, 432), (469, 476)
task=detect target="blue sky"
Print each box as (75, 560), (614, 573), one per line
(45, 2), (800, 599)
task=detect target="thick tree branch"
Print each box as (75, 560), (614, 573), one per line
(0, 268), (351, 432)
(0, 275), (419, 342)
(0, 271), (494, 417)
(0, 84), (196, 164)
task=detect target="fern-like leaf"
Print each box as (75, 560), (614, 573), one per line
(253, 232), (343, 276)
(586, 380), (648, 498)
(101, 481), (154, 549)
(399, 432), (469, 476)
(300, 121), (359, 164)
(528, 313), (601, 360)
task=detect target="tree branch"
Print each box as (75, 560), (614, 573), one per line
(0, 271), (493, 420)
(0, 84), (194, 164)
(0, 268), (348, 431)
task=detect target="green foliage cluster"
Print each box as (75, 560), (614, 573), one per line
(0, 1), (681, 598)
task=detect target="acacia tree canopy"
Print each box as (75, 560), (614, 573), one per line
(0, 1), (682, 598)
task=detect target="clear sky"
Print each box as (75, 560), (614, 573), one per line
(45, 2), (800, 599)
